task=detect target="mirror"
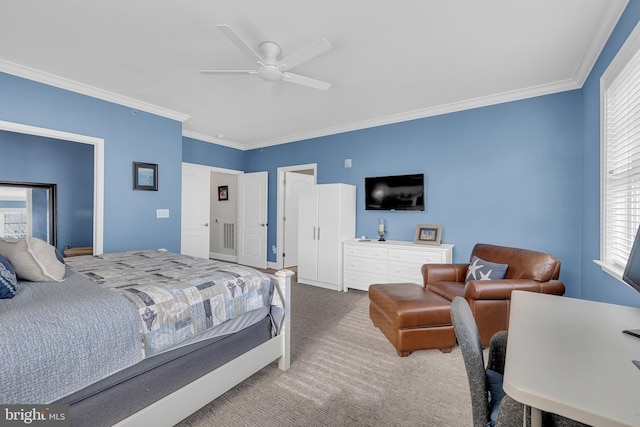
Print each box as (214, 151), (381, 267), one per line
(0, 181), (57, 247)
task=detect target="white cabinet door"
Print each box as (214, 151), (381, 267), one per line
(316, 185), (342, 286)
(297, 188), (318, 282)
(297, 184), (355, 291)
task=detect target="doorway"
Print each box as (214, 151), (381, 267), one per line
(181, 162), (241, 261)
(276, 164), (317, 269)
(0, 120), (104, 254)
(209, 171), (238, 262)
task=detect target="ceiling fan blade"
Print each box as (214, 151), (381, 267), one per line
(281, 72), (331, 91)
(198, 69), (255, 74)
(277, 39), (331, 71)
(216, 24), (264, 64)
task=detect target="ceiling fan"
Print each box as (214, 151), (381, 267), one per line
(199, 24), (332, 91)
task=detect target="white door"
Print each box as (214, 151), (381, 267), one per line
(283, 172), (314, 268)
(181, 163), (210, 258)
(238, 171), (268, 269)
(297, 188), (319, 281)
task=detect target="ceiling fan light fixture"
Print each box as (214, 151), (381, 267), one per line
(257, 66), (283, 81)
(198, 24), (332, 91)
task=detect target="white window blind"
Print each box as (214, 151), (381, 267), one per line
(602, 29), (640, 275)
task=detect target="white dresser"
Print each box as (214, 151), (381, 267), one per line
(342, 239), (454, 292)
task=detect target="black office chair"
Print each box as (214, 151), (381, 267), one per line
(450, 297), (589, 427)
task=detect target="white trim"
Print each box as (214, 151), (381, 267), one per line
(593, 259), (625, 282)
(182, 162), (242, 260)
(0, 120), (104, 254)
(244, 80), (581, 149)
(181, 161), (242, 176)
(276, 164), (317, 269)
(573, 0), (629, 86)
(182, 130), (245, 151)
(597, 20), (640, 280)
(0, 60), (190, 123)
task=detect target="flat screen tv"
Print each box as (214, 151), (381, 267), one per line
(623, 225), (640, 293)
(621, 225), (640, 338)
(365, 173), (424, 211)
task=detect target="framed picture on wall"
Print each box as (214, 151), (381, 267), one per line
(414, 224), (442, 245)
(218, 185), (229, 201)
(133, 162), (158, 191)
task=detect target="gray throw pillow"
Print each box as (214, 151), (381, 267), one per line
(465, 256), (508, 282)
(0, 237), (65, 282)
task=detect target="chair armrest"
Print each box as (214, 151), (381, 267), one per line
(421, 263), (469, 286)
(464, 279), (542, 300)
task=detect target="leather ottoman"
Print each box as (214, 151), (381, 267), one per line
(369, 283), (456, 357)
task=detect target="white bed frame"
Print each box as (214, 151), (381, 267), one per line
(115, 269), (293, 427)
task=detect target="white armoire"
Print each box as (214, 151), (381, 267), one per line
(297, 183), (356, 291)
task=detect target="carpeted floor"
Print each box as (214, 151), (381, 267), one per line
(176, 280), (472, 427)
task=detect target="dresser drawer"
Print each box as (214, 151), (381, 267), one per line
(388, 248), (444, 264)
(344, 256), (388, 275)
(343, 244), (388, 260)
(344, 271), (389, 291)
(388, 261), (424, 283)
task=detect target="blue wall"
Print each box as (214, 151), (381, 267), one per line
(580, 1), (640, 307)
(183, 137), (244, 171)
(0, 73), (183, 253)
(0, 130), (94, 252)
(245, 91), (584, 297)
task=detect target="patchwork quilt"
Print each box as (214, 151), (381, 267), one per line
(66, 250), (282, 355)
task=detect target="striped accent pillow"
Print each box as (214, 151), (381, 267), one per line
(0, 255), (17, 298)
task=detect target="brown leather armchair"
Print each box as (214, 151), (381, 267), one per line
(369, 243), (565, 356)
(424, 243), (565, 346)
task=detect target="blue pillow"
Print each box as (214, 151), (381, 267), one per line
(486, 368), (506, 425)
(0, 255), (17, 299)
(465, 256), (508, 282)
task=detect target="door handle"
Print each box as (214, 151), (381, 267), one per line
(203, 223), (209, 227)
(259, 223), (267, 227)
(317, 226), (320, 240)
(313, 226), (316, 240)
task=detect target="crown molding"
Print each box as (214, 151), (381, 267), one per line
(244, 78), (581, 150)
(572, 0), (629, 86)
(0, 60), (190, 123)
(182, 130), (245, 150)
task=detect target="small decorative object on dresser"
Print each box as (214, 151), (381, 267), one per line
(414, 224), (442, 245)
(377, 218), (386, 241)
(133, 162), (158, 191)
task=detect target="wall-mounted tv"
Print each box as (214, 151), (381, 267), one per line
(365, 173), (424, 211)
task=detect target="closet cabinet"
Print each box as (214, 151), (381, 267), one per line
(297, 184), (356, 291)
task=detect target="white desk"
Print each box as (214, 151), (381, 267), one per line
(503, 291), (640, 427)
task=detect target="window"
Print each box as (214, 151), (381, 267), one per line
(1, 212), (28, 239)
(600, 22), (640, 278)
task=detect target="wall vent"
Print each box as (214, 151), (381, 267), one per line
(223, 223), (235, 250)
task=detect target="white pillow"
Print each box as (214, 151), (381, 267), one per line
(0, 237), (65, 282)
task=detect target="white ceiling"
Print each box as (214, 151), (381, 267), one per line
(0, 1), (628, 150)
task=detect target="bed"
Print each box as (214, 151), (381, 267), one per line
(0, 241), (292, 427)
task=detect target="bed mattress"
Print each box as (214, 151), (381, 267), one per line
(1, 250), (282, 405)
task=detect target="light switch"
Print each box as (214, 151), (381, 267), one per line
(344, 158), (352, 168)
(156, 209), (170, 218)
